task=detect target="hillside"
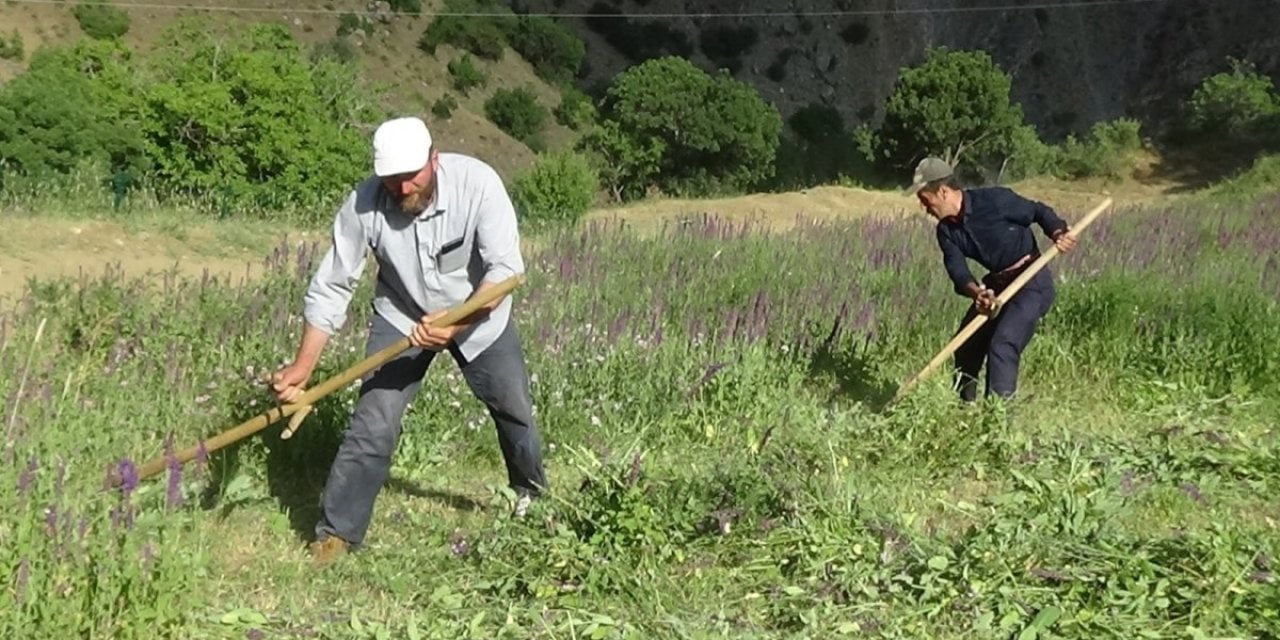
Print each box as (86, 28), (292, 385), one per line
(521, 0), (1280, 143)
(0, 0), (578, 183)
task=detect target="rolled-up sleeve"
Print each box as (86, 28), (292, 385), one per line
(303, 190), (368, 335)
(474, 167), (525, 283)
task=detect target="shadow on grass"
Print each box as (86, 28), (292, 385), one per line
(384, 477), (487, 513)
(195, 396), (347, 544)
(195, 396), (488, 543)
(805, 333), (898, 412)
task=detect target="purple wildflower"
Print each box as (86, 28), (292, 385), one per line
(166, 460), (184, 510)
(195, 439), (209, 476)
(1179, 482), (1206, 505)
(117, 459), (139, 497)
(16, 456), (37, 498)
(449, 529), (470, 557)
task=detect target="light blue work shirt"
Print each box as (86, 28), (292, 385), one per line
(302, 152), (524, 361)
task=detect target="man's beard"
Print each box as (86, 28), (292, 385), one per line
(397, 183), (432, 215)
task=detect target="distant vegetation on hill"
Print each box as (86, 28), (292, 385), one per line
(0, 2), (1278, 228)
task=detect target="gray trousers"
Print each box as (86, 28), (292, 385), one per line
(315, 313), (548, 547)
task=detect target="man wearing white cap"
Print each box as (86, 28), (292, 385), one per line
(906, 157), (1078, 405)
(270, 116), (548, 564)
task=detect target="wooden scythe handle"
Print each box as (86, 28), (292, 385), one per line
(886, 197), (1113, 407)
(126, 274), (527, 484)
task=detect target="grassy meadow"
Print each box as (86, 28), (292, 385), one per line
(2, 193), (1279, 639)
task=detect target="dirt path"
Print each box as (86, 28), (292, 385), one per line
(584, 179), (1178, 233)
(0, 217), (310, 303)
(1, 178), (1180, 303)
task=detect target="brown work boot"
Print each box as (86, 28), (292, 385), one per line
(309, 535), (350, 567)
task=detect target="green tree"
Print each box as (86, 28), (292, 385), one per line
(1184, 58), (1279, 140)
(138, 20), (381, 215)
(583, 56), (781, 201)
(577, 119), (663, 203)
(511, 150), (599, 230)
(418, 0), (510, 61)
(865, 47), (1025, 173)
(72, 2), (131, 40)
(0, 39), (147, 187)
(506, 15), (586, 84)
(484, 87), (548, 149)
(554, 86), (597, 130)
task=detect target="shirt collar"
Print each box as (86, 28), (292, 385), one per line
(424, 154), (451, 218)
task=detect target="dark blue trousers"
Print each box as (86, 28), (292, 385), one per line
(953, 267), (1056, 402)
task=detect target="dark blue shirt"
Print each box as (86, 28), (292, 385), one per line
(936, 186), (1070, 295)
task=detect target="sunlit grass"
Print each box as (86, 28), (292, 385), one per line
(2, 193), (1278, 638)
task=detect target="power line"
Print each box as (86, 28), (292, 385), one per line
(8, 0), (1173, 19)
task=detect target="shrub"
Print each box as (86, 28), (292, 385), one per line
(432, 94), (457, 120)
(583, 55), (781, 201)
(485, 87), (547, 147)
(1183, 57), (1279, 141)
(387, 0), (421, 12)
(840, 21), (870, 46)
(73, 2), (131, 40)
(512, 150), (599, 229)
(447, 54), (487, 95)
(0, 30), (23, 61)
(0, 39), (148, 186)
(584, 3), (692, 63)
(336, 13), (373, 37)
(418, 0), (510, 61)
(311, 37), (358, 65)
(506, 15), (585, 84)
(554, 86), (596, 130)
(699, 25), (757, 74)
(1053, 118), (1143, 180)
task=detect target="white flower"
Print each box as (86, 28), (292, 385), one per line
(590, 415), (601, 427)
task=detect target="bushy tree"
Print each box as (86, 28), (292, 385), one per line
(1183, 58), (1279, 141)
(0, 39), (146, 186)
(506, 15), (586, 84)
(863, 47), (1024, 173)
(581, 56), (781, 201)
(577, 119), (663, 203)
(554, 86), (596, 130)
(138, 20), (381, 214)
(447, 54), (487, 95)
(511, 150), (599, 230)
(485, 87), (548, 149)
(418, 0), (510, 61)
(73, 2), (131, 40)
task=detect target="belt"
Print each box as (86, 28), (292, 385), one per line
(984, 253), (1036, 289)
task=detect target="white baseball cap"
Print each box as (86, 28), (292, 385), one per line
(372, 117), (432, 177)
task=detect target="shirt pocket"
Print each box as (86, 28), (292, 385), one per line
(435, 235), (470, 273)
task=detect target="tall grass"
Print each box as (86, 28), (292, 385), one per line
(2, 195), (1277, 638)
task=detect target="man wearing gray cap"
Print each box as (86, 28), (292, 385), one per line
(270, 116), (548, 564)
(906, 157), (1078, 405)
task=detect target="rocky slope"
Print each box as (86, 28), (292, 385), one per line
(517, 0), (1280, 142)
